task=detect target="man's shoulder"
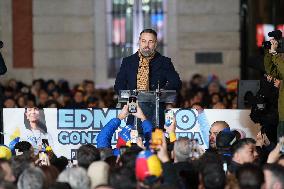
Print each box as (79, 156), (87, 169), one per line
(161, 55), (171, 62)
(154, 52), (171, 62)
(123, 52), (139, 62)
(122, 52), (171, 63)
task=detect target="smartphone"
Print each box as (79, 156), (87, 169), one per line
(128, 96), (137, 113)
(165, 109), (174, 127)
(130, 130), (139, 143)
(39, 151), (48, 166)
(42, 139), (49, 148)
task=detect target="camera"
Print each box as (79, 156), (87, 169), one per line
(262, 30), (284, 53)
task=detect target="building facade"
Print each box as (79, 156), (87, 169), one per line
(0, 0), (240, 87)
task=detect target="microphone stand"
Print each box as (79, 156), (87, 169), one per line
(155, 81), (161, 128)
(133, 89), (138, 130)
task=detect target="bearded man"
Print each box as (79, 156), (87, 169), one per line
(114, 29), (181, 128)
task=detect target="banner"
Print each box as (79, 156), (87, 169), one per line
(3, 108), (260, 160)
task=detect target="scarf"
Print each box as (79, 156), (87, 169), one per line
(136, 50), (155, 91)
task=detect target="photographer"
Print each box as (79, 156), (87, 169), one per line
(264, 30), (284, 139)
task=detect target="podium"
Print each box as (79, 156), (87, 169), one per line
(118, 89), (177, 128)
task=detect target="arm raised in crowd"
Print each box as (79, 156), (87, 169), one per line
(156, 133), (179, 187)
(96, 105), (129, 148)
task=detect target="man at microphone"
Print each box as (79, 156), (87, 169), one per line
(114, 29), (181, 128)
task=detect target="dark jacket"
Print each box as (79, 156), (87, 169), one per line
(264, 51), (284, 121)
(228, 160), (242, 175)
(0, 52), (7, 108)
(114, 51), (182, 93)
(0, 53), (7, 75)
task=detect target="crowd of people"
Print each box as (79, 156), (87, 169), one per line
(1, 26), (283, 189)
(0, 103), (284, 189)
(1, 73), (237, 110)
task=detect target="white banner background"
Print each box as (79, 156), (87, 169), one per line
(3, 108), (261, 159)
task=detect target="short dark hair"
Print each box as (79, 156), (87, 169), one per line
(201, 163), (226, 189)
(11, 154), (33, 181)
(48, 182), (72, 189)
(118, 145), (143, 169)
(232, 138), (256, 155)
(50, 156), (68, 173)
(140, 29), (157, 39)
(86, 96), (98, 104)
(211, 121), (230, 129)
(236, 163), (264, 189)
(263, 163), (284, 186)
(109, 167), (136, 189)
(77, 144), (100, 169)
(83, 80), (94, 85)
(14, 141), (32, 153)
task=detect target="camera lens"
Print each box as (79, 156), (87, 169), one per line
(262, 41), (271, 49)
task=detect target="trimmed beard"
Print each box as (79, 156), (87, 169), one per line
(140, 49), (155, 57)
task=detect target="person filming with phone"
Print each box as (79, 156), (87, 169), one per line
(97, 104), (152, 151)
(263, 30), (284, 139)
(114, 29), (182, 128)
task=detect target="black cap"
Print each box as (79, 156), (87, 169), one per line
(268, 30), (282, 40)
(216, 130), (237, 148)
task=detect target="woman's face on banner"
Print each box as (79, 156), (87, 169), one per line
(25, 108), (40, 122)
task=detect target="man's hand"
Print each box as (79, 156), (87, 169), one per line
(266, 75), (273, 82)
(274, 79), (281, 88)
(156, 133), (170, 163)
(136, 137), (146, 150)
(262, 133), (271, 146)
(266, 75), (281, 88)
(267, 143), (281, 163)
(132, 104), (147, 121)
(256, 131), (270, 147)
(256, 131), (264, 147)
(118, 105), (129, 120)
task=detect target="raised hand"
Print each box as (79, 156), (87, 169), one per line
(156, 133), (170, 163)
(164, 118), (176, 134)
(132, 104), (147, 121)
(118, 105), (129, 120)
(274, 79), (281, 88)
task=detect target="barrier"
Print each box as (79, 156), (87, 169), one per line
(3, 108), (260, 159)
